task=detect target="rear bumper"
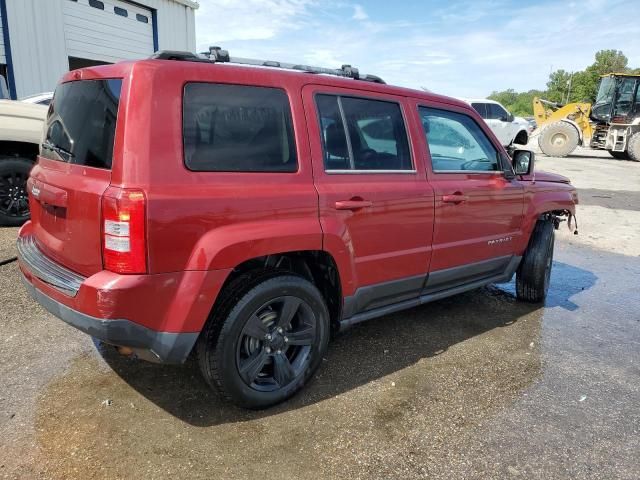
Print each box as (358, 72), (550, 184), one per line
(21, 274), (198, 363)
(17, 226), (231, 363)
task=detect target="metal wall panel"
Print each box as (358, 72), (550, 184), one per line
(5, 0), (196, 98)
(5, 0), (68, 98)
(146, 0), (197, 53)
(0, 6), (6, 64)
(63, 0), (154, 63)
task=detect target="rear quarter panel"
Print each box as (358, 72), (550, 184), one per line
(119, 62), (322, 274)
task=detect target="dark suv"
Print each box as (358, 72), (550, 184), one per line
(17, 49), (578, 408)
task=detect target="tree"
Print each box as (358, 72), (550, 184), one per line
(485, 50), (636, 115)
(550, 50), (630, 103)
(546, 69), (572, 103)
(592, 49), (628, 75)
(488, 89), (545, 116)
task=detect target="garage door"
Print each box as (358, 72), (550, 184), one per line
(63, 0), (155, 64)
(0, 7), (5, 64)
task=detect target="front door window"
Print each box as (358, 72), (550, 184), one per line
(420, 107), (501, 172)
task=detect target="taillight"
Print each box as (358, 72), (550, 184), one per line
(101, 186), (147, 274)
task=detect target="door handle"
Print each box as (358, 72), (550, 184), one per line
(335, 199), (373, 211)
(442, 193), (468, 204)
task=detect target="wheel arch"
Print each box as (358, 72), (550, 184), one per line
(209, 249), (344, 332)
(514, 128), (529, 145)
(518, 189), (577, 253)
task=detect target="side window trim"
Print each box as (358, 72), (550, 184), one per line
(182, 82), (298, 173)
(325, 169), (418, 174)
(314, 92), (416, 174)
(418, 104), (503, 175)
(471, 102), (487, 119)
(336, 96), (356, 170)
(432, 169), (505, 174)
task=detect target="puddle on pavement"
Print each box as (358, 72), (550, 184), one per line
(33, 285), (545, 479)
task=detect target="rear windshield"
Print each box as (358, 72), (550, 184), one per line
(183, 83), (297, 172)
(42, 79), (122, 169)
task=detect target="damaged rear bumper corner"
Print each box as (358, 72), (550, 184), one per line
(21, 274), (199, 364)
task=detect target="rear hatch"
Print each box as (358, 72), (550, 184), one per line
(28, 78), (122, 276)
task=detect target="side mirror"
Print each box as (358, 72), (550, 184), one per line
(512, 149), (534, 175)
(502, 113), (514, 122)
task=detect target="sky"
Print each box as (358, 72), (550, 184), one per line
(194, 0), (640, 98)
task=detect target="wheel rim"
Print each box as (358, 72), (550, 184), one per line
(0, 171), (29, 218)
(236, 295), (317, 392)
(550, 132), (568, 147)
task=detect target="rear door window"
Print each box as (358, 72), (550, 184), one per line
(183, 83), (297, 172)
(315, 94), (412, 171)
(43, 79), (122, 169)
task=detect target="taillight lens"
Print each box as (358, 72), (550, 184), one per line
(101, 187), (147, 274)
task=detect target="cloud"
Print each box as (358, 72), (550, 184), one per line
(195, 0), (315, 44)
(352, 4), (368, 20)
(194, 0), (640, 98)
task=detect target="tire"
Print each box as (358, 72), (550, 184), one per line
(0, 157), (33, 226)
(628, 132), (640, 162)
(197, 273), (330, 409)
(609, 151), (629, 160)
(538, 121), (580, 157)
(516, 219), (555, 303)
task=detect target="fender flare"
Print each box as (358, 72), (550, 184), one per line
(518, 188), (577, 252)
(185, 218), (324, 271)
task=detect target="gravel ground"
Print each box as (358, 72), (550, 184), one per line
(0, 227), (18, 263)
(533, 145), (640, 257)
(0, 149), (639, 479)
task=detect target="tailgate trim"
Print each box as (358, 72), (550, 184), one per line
(17, 235), (86, 297)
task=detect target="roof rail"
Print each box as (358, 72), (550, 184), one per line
(150, 47), (386, 84)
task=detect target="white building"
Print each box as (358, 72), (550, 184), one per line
(0, 0), (198, 99)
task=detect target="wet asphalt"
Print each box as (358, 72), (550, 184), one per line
(1, 156), (639, 479)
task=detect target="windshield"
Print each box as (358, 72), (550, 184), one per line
(613, 77), (638, 118)
(42, 79), (122, 169)
(595, 77), (615, 105)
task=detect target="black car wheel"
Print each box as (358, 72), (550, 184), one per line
(0, 158), (33, 226)
(516, 219), (555, 303)
(197, 273), (329, 409)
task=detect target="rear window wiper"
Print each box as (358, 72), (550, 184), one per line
(42, 140), (75, 161)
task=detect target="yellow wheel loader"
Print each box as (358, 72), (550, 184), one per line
(533, 73), (640, 161)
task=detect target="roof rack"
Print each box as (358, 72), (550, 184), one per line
(150, 46), (386, 84)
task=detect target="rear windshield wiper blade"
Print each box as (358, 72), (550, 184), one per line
(42, 140), (74, 159)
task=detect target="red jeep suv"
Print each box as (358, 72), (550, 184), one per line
(17, 49), (578, 408)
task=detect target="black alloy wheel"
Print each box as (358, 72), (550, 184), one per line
(0, 158), (33, 226)
(197, 274), (330, 409)
(236, 295), (317, 391)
